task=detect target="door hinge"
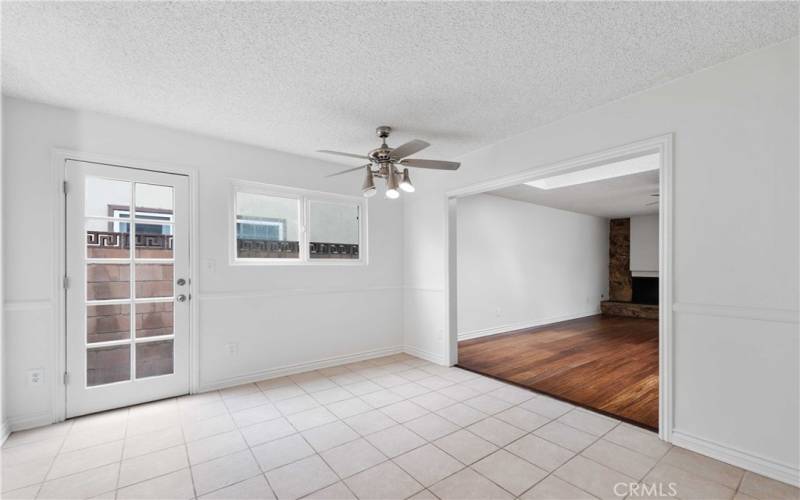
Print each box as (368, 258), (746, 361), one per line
(63, 275), (70, 290)
(63, 180), (68, 195)
(63, 372), (70, 385)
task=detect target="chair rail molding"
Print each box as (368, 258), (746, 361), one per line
(673, 302), (799, 324)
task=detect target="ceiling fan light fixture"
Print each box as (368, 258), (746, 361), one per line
(399, 168), (415, 193)
(317, 126), (461, 196)
(361, 166), (376, 197)
(385, 165), (400, 199)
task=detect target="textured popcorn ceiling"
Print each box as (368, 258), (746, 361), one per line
(2, 2), (797, 165)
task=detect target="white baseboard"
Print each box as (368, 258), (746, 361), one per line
(198, 345), (404, 392)
(458, 310), (601, 341)
(7, 410), (54, 433)
(403, 344), (449, 366)
(0, 418), (10, 444)
(672, 430), (800, 487)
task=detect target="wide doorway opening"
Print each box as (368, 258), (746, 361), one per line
(447, 139), (671, 433)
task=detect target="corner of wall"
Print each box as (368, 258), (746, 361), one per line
(0, 419), (10, 445)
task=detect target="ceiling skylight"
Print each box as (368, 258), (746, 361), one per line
(525, 153), (660, 190)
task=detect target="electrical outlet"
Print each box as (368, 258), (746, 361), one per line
(226, 343), (239, 356)
(28, 369), (44, 386)
(205, 259), (216, 272)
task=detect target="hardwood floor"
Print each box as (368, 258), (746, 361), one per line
(458, 314), (658, 429)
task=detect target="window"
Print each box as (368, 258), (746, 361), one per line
(112, 209), (173, 236)
(308, 201), (360, 260)
(232, 182), (366, 264)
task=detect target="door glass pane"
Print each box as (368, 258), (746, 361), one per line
(135, 223), (173, 258)
(135, 183), (173, 222)
(87, 345), (131, 386)
(309, 201), (360, 259)
(135, 302), (173, 338)
(135, 264), (173, 298)
(136, 340), (174, 378)
(235, 192), (299, 259)
(87, 264), (130, 300)
(87, 304), (130, 343)
(86, 177), (131, 218)
(86, 219), (130, 258)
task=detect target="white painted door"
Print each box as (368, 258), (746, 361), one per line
(65, 160), (190, 417)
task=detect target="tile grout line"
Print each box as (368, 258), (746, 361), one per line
(29, 421), (74, 499)
(111, 407), (131, 498)
(178, 404), (200, 500)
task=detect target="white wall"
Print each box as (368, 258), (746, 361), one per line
(2, 96), (404, 429)
(0, 96), (6, 442)
(404, 38), (799, 484)
(456, 194), (608, 339)
(630, 214), (659, 276)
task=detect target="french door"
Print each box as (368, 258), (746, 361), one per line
(65, 160), (190, 417)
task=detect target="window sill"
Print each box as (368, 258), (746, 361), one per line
(229, 259), (367, 267)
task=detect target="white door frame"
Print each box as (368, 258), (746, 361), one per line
(443, 133), (674, 441)
(50, 149), (200, 423)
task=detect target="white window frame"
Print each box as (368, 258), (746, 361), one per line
(230, 180), (368, 266)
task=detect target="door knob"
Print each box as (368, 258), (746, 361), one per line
(176, 294), (188, 303)
(176, 278), (187, 286)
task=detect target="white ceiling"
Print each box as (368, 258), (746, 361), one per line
(2, 2), (796, 167)
(488, 169), (660, 219)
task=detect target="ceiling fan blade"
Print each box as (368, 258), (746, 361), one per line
(317, 150), (368, 160)
(399, 158), (460, 170)
(390, 140), (430, 160)
(325, 164), (370, 178)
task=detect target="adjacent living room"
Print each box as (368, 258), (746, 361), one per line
(457, 153), (662, 429)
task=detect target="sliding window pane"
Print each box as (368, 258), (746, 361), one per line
(87, 345), (130, 386)
(87, 304), (130, 343)
(87, 264), (130, 300)
(309, 201), (359, 259)
(236, 192), (299, 259)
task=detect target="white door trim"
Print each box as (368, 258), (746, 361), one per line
(443, 133), (674, 441)
(50, 149), (200, 424)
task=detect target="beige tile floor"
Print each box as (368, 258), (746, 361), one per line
(2, 354), (798, 500)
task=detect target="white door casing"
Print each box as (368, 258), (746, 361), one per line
(65, 160), (190, 417)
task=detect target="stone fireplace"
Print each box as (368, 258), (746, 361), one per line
(601, 218), (659, 319)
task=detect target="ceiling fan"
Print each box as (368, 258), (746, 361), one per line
(318, 126), (460, 199)
(646, 193), (660, 206)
